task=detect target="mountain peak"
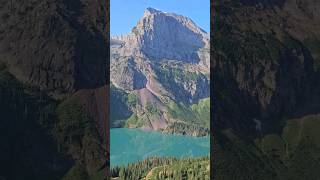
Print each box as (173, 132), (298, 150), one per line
(145, 7), (162, 14)
(113, 9), (209, 64)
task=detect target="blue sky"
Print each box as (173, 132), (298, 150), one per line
(111, 0), (210, 35)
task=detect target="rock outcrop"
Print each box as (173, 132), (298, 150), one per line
(112, 8), (209, 65)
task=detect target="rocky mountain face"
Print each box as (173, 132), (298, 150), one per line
(113, 8), (209, 65)
(110, 8), (210, 136)
(0, 0), (108, 179)
(213, 0), (320, 136)
(0, 0), (108, 98)
(212, 0), (320, 179)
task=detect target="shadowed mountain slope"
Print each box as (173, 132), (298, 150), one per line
(0, 0), (109, 179)
(212, 0), (320, 179)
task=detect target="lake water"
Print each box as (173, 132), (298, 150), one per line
(110, 128), (210, 166)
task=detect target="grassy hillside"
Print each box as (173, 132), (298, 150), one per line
(110, 84), (210, 136)
(164, 98), (210, 136)
(214, 115), (320, 180)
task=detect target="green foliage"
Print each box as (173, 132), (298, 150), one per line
(165, 122), (210, 137)
(110, 84), (134, 127)
(191, 98), (210, 128)
(54, 97), (105, 180)
(127, 93), (138, 107)
(215, 115), (320, 180)
(125, 113), (140, 128)
(149, 157), (210, 180)
(125, 102), (162, 128)
(54, 98), (88, 153)
(154, 64), (200, 83)
(167, 98), (210, 132)
(110, 156), (209, 180)
(146, 101), (159, 115)
(167, 101), (195, 123)
(214, 130), (279, 180)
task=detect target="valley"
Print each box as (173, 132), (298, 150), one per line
(109, 7), (211, 179)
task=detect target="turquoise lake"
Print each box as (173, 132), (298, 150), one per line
(110, 128), (210, 166)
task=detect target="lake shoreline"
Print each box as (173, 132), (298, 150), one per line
(110, 128), (210, 167)
(112, 124), (210, 137)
